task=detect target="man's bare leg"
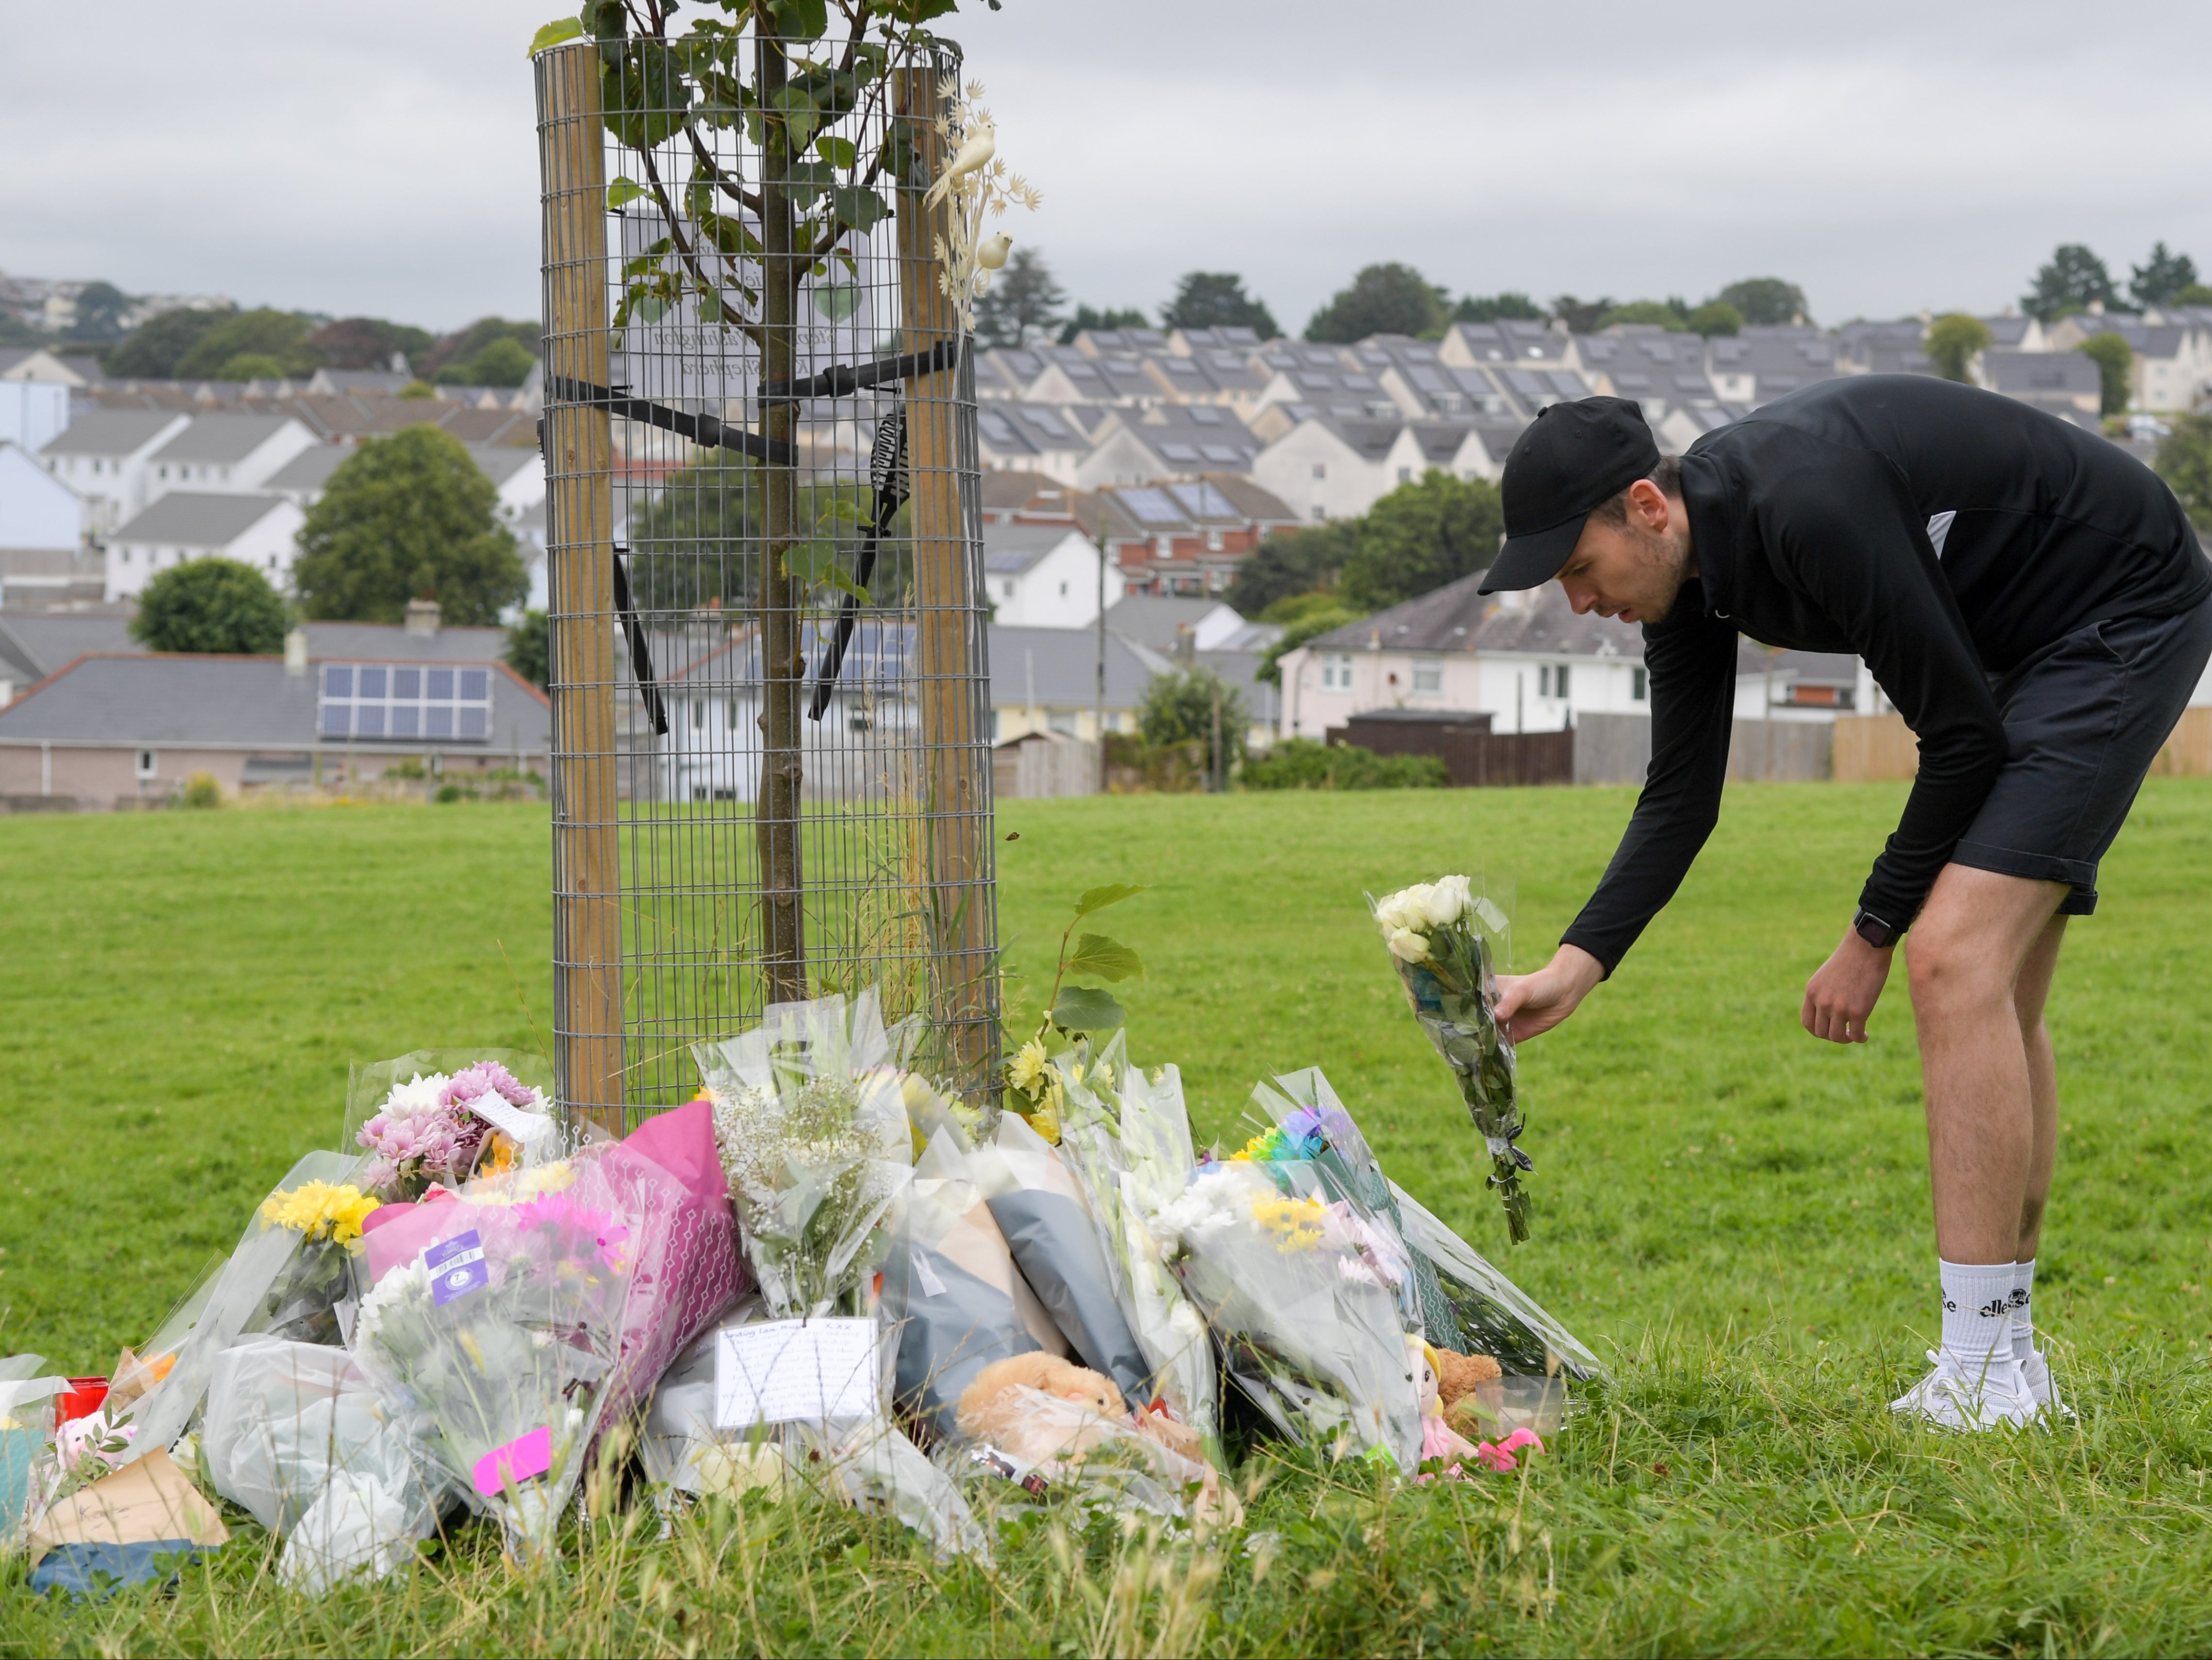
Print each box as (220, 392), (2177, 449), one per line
(2011, 913), (2067, 1262)
(1904, 865), (2069, 1264)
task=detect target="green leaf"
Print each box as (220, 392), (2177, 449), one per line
(1073, 882), (1147, 920)
(828, 186), (892, 233)
(824, 569), (871, 605)
(1063, 933), (1143, 984)
(812, 282), (861, 323)
(813, 134), (858, 170)
(527, 17), (584, 55)
(783, 539), (840, 584)
(605, 176), (647, 209)
(812, 496), (863, 529)
(767, 0), (830, 39)
(1050, 986), (1126, 1035)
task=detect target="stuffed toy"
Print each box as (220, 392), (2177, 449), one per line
(1413, 1339), (1484, 1471)
(1432, 1345), (1503, 1434)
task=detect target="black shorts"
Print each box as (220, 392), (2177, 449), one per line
(1952, 595), (2212, 915)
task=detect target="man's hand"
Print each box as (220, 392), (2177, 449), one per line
(1802, 926), (1894, 1043)
(1492, 944), (1606, 1043)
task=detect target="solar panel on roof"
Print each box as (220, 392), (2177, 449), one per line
(1548, 372), (1586, 397)
(1506, 370), (1546, 395)
(1343, 374), (1376, 389)
(1123, 488), (1182, 524)
(1410, 366), (1446, 390)
(1022, 410), (1067, 436)
(1188, 406), (1224, 424)
(979, 413), (1015, 441)
(1297, 372), (1332, 389)
(1200, 444), (1242, 462)
(1158, 443), (1200, 462)
(1176, 482), (1236, 517)
(1674, 374), (1707, 391)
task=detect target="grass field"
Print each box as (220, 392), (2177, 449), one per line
(3, 783), (2211, 1656)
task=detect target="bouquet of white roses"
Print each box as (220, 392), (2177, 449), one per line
(1372, 874), (1533, 1242)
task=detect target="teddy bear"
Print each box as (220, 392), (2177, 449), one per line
(954, 1352), (1242, 1527)
(1431, 1345), (1503, 1435)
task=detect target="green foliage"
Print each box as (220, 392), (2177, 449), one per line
(435, 335), (537, 388)
(1036, 882), (1147, 1038)
(292, 427), (525, 625)
(1687, 300), (1743, 337)
(173, 308), (321, 379)
(398, 380), (436, 400)
(1451, 291), (1544, 323)
(103, 305), (233, 378)
(2153, 412), (2212, 528)
(1057, 303), (1149, 343)
(1337, 468), (1504, 613)
(417, 318), (540, 382)
(2078, 332), (2134, 416)
(505, 608), (551, 689)
(1305, 262), (1447, 343)
(1712, 277), (1809, 327)
(1223, 521), (1357, 615)
(65, 281), (134, 342)
(216, 352), (287, 381)
(1596, 299), (1689, 331)
(179, 771), (224, 810)
(1547, 294), (1613, 334)
(128, 557), (288, 655)
(1240, 736), (1449, 790)
(2175, 282), (2212, 306)
(1159, 271), (1279, 338)
(2129, 242), (2197, 309)
(1259, 590), (1354, 626)
(1138, 667), (1247, 770)
(1924, 312), (1992, 382)
(2023, 243), (2116, 322)
(1256, 603), (1360, 687)
(974, 246), (1067, 347)
(627, 457), (761, 611)
(306, 316), (435, 373)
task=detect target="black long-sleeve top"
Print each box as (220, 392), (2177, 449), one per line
(1561, 374), (2210, 974)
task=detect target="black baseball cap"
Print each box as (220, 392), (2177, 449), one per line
(1479, 397), (1660, 593)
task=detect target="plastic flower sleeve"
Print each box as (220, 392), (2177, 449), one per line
(1148, 1160), (1422, 1471)
(1051, 1037), (1220, 1452)
(694, 990), (915, 1319)
(1372, 877), (1533, 1242)
(349, 1163), (636, 1561)
(197, 1335), (436, 1587)
(125, 1149), (367, 1461)
(1, 1363), (66, 1555)
(1387, 1183), (1603, 1384)
(968, 1113), (1153, 1405)
(884, 1127), (1066, 1440)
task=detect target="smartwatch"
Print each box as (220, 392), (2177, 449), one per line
(1852, 908), (1901, 950)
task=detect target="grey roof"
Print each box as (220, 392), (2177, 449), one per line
(1984, 349), (2098, 396)
(0, 652), (549, 749)
(982, 521), (1085, 575)
(38, 409), (187, 458)
(264, 444), (352, 491)
(0, 608), (140, 682)
(1979, 315), (2036, 348)
(989, 624), (1154, 710)
(1305, 571), (1644, 660)
(301, 621), (510, 663)
(1102, 594), (1238, 650)
(467, 445), (536, 485)
(110, 491), (290, 546)
(148, 413), (302, 464)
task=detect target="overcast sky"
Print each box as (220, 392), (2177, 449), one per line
(6, 0), (2207, 337)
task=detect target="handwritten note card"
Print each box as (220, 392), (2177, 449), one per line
(713, 1318), (880, 1429)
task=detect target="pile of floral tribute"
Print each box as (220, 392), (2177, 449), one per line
(3, 875), (1598, 1591)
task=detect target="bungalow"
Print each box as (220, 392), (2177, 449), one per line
(982, 521), (1106, 627)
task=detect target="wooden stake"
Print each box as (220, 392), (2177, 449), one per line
(537, 45), (625, 1131)
(756, 35), (807, 1004)
(894, 65), (997, 1091)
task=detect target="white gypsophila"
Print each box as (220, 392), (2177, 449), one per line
(1386, 927), (1429, 962)
(1422, 875), (1473, 927)
(1147, 1169), (1246, 1253)
(382, 1072), (452, 1116)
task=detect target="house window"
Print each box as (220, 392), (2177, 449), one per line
(1412, 658), (1442, 694)
(1312, 463), (1327, 479)
(135, 749), (156, 781)
(1397, 467), (1412, 484)
(1539, 663), (1570, 698)
(1310, 505), (1327, 522)
(1003, 580), (1016, 598)
(1321, 653), (1354, 691)
(1631, 666), (1647, 701)
(692, 700), (706, 729)
(1058, 581), (1068, 596)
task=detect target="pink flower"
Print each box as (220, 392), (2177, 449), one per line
(515, 1194), (632, 1271)
(1474, 1428), (1544, 1472)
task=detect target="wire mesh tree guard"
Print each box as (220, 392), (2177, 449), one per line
(534, 19), (1006, 1129)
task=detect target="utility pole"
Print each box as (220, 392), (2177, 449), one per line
(1093, 515), (1107, 791)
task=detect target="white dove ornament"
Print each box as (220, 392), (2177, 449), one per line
(924, 121), (996, 211)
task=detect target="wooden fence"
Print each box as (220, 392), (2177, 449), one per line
(1329, 717), (1575, 787)
(1832, 707), (2212, 781)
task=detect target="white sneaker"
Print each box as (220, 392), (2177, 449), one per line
(2018, 1347), (2076, 1421)
(1890, 1349), (2040, 1431)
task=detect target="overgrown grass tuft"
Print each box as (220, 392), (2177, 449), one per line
(3, 784), (2211, 1655)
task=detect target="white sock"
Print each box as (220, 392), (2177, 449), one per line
(2009, 1258), (2037, 1361)
(1938, 1259), (2016, 1377)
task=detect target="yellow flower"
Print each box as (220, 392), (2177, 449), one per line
(1007, 1038), (1049, 1097)
(259, 1180), (382, 1245)
(1092, 1059), (1114, 1091)
(1249, 1194), (1328, 1253)
(1020, 1098), (1063, 1145)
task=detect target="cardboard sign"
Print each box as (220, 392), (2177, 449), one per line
(713, 1318), (879, 1429)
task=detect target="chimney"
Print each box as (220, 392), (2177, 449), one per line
(283, 626), (308, 677)
(1175, 622), (1196, 667)
(404, 597), (441, 637)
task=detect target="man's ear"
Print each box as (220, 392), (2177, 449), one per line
(1627, 477), (1670, 528)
